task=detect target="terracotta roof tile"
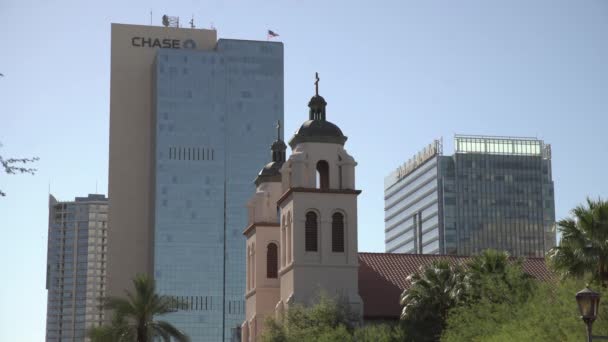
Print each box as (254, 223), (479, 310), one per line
(357, 252), (554, 320)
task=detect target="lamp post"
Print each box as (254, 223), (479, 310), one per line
(576, 286), (608, 341)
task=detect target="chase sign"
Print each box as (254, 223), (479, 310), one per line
(131, 37), (197, 49)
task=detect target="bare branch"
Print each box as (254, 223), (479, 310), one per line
(0, 143), (40, 197)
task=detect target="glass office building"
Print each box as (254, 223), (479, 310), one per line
(152, 39), (283, 341)
(45, 194), (108, 342)
(385, 135), (555, 257)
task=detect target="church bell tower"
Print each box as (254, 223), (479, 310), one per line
(276, 73), (362, 314)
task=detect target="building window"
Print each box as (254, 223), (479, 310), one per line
(316, 161), (329, 189)
(332, 213), (345, 252)
(305, 211), (318, 252)
(266, 243), (278, 278)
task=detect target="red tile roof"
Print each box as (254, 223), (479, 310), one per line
(358, 252), (554, 320)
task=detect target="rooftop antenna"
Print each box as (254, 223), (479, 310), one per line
(150, 10), (153, 25)
(162, 14), (180, 28)
(95, 181), (98, 194)
(189, 15), (195, 28)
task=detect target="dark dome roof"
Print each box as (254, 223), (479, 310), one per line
(288, 93), (347, 148)
(288, 119), (347, 147)
(255, 131), (287, 186)
(255, 161), (283, 186)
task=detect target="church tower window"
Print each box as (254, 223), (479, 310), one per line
(332, 212), (345, 252)
(316, 161), (329, 190)
(305, 211), (318, 252)
(266, 243), (278, 278)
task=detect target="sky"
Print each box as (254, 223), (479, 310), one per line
(1, 0), (607, 339)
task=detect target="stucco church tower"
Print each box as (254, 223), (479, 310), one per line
(242, 75), (362, 341)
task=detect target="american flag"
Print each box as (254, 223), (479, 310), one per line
(267, 30), (279, 39)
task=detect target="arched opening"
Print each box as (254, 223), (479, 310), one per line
(316, 160), (329, 190)
(251, 243), (255, 288)
(281, 223), (286, 267)
(305, 211), (318, 252)
(266, 243), (278, 278)
(286, 211), (292, 263)
(332, 212), (345, 252)
(247, 245), (250, 290)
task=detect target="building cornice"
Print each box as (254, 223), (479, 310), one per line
(277, 187), (362, 206)
(243, 222), (280, 236)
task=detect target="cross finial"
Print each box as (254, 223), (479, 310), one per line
(315, 72), (320, 96)
(276, 120), (281, 140)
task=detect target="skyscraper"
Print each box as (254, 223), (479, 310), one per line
(46, 194), (108, 342)
(384, 135), (555, 257)
(107, 23), (283, 341)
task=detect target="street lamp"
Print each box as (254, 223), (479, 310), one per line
(576, 286), (608, 341)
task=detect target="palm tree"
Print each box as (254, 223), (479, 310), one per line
(400, 260), (466, 341)
(89, 274), (190, 342)
(548, 198), (608, 286)
(467, 249), (509, 275)
(88, 314), (133, 342)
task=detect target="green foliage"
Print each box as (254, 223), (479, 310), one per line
(548, 198), (608, 286)
(88, 314), (134, 342)
(465, 250), (535, 305)
(442, 279), (608, 342)
(354, 324), (406, 342)
(398, 249), (535, 341)
(261, 294), (404, 342)
(399, 260), (467, 341)
(262, 294), (357, 342)
(88, 274), (189, 342)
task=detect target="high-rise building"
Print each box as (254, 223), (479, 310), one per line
(384, 135), (555, 257)
(46, 194), (108, 342)
(107, 23), (283, 341)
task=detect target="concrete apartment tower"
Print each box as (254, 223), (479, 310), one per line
(242, 78), (362, 341)
(46, 194), (108, 342)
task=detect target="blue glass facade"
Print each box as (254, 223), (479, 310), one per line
(152, 39), (283, 341)
(385, 136), (556, 257)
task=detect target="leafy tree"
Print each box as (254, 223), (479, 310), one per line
(0, 142), (39, 196)
(398, 250), (535, 341)
(354, 323), (406, 342)
(261, 294), (404, 342)
(262, 294), (358, 342)
(399, 260), (467, 341)
(442, 279), (608, 342)
(548, 198), (608, 286)
(465, 249), (535, 304)
(88, 274), (189, 342)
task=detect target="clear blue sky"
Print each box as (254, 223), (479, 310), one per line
(1, 0), (607, 339)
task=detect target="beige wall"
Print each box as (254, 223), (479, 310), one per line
(107, 23), (217, 299)
(279, 192), (360, 307)
(243, 181), (283, 341)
